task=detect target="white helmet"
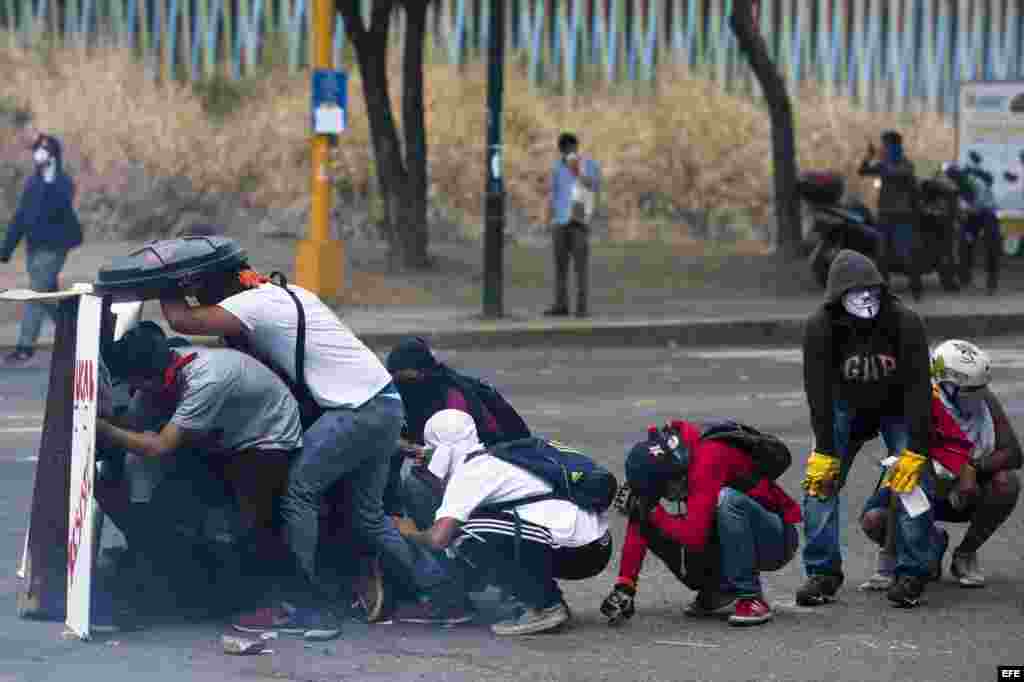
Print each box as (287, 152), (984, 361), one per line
(930, 339), (991, 389)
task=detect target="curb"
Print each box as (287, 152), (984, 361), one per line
(7, 311), (1024, 354)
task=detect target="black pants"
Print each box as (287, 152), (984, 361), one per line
(960, 210), (1002, 292)
(553, 221), (590, 313)
(456, 513), (612, 609)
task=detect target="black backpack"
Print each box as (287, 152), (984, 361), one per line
(459, 375), (531, 443)
(700, 420), (792, 492)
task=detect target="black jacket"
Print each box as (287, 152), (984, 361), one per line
(1, 136), (83, 259)
(803, 250), (931, 456)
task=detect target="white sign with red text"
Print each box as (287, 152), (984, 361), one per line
(66, 294), (102, 640)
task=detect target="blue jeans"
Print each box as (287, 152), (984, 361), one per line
(802, 401), (910, 576)
(281, 389), (446, 602)
(18, 247), (68, 349)
(861, 475), (940, 578)
(717, 488), (799, 596)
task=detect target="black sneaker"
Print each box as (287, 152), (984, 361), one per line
(599, 585), (635, 625)
(887, 575), (925, 608)
(543, 306), (569, 317)
(795, 572), (844, 606)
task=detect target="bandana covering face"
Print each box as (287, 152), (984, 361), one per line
(424, 409), (484, 483)
(842, 286), (882, 319)
(937, 383), (995, 462)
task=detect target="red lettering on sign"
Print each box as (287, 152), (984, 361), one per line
(67, 465), (91, 589)
(72, 360), (96, 404)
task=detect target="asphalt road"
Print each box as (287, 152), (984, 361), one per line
(1, 343), (1023, 682)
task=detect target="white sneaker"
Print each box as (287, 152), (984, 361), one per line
(491, 603), (569, 636)
(859, 548), (896, 591)
(859, 572), (895, 591)
(951, 552), (986, 588)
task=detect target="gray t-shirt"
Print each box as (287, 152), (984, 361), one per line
(170, 347), (303, 453)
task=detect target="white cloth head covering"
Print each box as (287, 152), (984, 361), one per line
(424, 409), (484, 482)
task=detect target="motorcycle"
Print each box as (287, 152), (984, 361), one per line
(799, 169), (961, 294)
(798, 171), (885, 289)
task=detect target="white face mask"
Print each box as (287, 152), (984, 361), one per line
(32, 147), (51, 166)
(842, 287), (881, 319)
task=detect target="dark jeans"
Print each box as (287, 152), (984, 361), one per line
(960, 210), (1002, 291)
(552, 221), (589, 313)
(456, 513), (612, 609)
(18, 246), (68, 349)
(803, 400), (913, 576)
(281, 390), (449, 604)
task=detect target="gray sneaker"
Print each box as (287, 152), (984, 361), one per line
(951, 551), (986, 588)
(859, 548), (896, 591)
(491, 603), (569, 636)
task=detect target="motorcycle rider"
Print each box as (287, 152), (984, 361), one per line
(859, 130), (922, 300)
(949, 151), (1003, 295)
(861, 340), (1020, 589)
(599, 421), (801, 627)
(799, 248), (937, 608)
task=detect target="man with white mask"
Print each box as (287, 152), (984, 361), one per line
(399, 410), (612, 636)
(861, 340), (1020, 589)
(0, 133), (83, 364)
(798, 249), (936, 608)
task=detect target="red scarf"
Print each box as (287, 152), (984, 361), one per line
(157, 351), (198, 404)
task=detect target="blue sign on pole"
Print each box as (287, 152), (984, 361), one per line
(312, 69), (348, 135)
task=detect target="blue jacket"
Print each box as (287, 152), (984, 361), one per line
(1, 136), (83, 259)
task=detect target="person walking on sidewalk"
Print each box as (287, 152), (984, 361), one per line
(0, 133), (83, 364)
(545, 132), (600, 319)
(798, 249), (937, 609)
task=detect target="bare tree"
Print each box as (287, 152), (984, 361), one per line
(729, 0), (802, 258)
(337, 0), (432, 270)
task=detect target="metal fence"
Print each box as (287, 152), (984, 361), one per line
(1, 0), (1020, 113)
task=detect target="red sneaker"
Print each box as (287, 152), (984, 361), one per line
(728, 597), (773, 626)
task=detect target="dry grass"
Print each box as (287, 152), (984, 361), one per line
(0, 43), (955, 240)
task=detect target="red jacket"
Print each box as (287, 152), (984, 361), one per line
(616, 420), (801, 588)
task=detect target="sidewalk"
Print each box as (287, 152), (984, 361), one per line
(3, 239), (1024, 351)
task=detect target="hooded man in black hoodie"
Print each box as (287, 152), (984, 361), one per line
(798, 249), (938, 608)
(0, 133), (83, 364)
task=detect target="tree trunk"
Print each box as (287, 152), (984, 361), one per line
(339, 0), (434, 271)
(400, 0), (432, 268)
(729, 0), (802, 260)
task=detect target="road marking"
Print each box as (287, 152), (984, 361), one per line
(653, 640), (720, 649)
(687, 349), (803, 362)
(0, 427), (41, 434)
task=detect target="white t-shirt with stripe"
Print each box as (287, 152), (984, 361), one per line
(435, 453), (608, 548)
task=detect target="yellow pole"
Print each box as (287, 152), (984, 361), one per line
(295, 0), (345, 298)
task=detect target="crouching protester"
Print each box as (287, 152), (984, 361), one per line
(861, 340), (1021, 590)
(159, 257), (454, 639)
(601, 421), (800, 627)
(400, 410), (613, 636)
(94, 322), (303, 622)
(799, 248), (936, 608)
(383, 335), (530, 514)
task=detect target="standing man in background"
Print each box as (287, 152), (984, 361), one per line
(0, 133), (83, 364)
(545, 132), (600, 319)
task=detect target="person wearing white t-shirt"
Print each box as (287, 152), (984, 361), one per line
(400, 410), (612, 636)
(161, 258), (427, 640)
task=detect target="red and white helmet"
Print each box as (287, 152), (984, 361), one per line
(930, 339), (991, 390)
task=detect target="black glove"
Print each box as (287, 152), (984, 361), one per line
(600, 584), (636, 626)
(627, 493), (657, 523)
(0, 255), (9, 264)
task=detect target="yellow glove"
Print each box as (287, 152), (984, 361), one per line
(884, 449), (928, 494)
(801, 451), (841, 498)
